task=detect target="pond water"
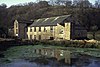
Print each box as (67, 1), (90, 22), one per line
(0, 46), (100, 67)
(0, 58), (100, 67)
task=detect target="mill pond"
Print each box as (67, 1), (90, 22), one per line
(0, 58), (100, 67)
(0, 45), (100, 67)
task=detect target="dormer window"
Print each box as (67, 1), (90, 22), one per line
(44, 18), (49, 21)
(54, 17), (59, 21)
(36, 19), (40, 22)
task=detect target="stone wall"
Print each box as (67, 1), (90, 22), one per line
(14, 20), (28, 39)
(27, 26), (54, 40)
(27, 22), (87, 40)
(18, 23), (27, 39)
(64, 22), (71, 40)
(27, 22), (71, 40)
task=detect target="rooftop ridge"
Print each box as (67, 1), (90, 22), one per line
(35, 14), (71, 20)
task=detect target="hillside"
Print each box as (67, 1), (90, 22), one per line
(0, 0), (100, 33)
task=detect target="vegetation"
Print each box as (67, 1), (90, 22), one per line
(30, 40), (100, 48)
(4, 45), (41, 59)
(87, 31), (100, 40)
(0, 0), (100, 36)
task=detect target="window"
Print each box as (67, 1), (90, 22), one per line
(59, 29), (63, 34)
(16, 23), (18, 28)
(50, 37), (54, 40)
(67, 23), (69, 26)
(16, 29), (18, 34)
(30, 28), (32, 32)
(34, 35), (36, 40)
(50, 26), (53, 32)
(39, 35), (41, 40)
(39, 27), (41, 32)
(44, 27), (46, 32)
(30, 35), (32, 40)
(34, 27), (36, 32)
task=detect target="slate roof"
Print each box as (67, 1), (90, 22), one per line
(30, 15), (71, 27)
(18, 20), (33, 24)
(15, 20), (33, 27)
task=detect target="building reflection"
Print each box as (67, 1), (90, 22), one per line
(33, 48), (71, 64)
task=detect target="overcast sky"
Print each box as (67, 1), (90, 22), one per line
(0, 0), (96, 7)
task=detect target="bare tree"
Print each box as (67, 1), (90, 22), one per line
(95, 0), (100, 8)
(64, 0), (72, 7)
(55, 0), (61, 5)
(73, 0), (91, 8)
(49, 0), (55, 6)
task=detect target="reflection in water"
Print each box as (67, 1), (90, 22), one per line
(85, 59), (100, 67)
(0, 48), (100, 67)
(0, 59), (66, 67)
(0, 58), (100, 67)
(31, 48), (71, 64)
(0, 59), (48, 67)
